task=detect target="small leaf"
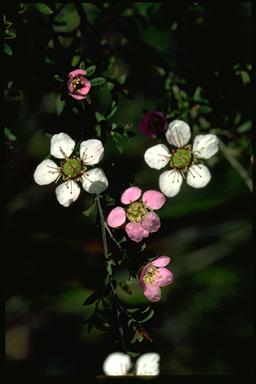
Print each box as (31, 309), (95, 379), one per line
(236, 121), (251, 133)
(71, 55), (80, 67)
(56, 94), (66, 116)
(85, 65), (96, 77)
(95, 124), (101, 137)
(139, 308), (155, 323)
(4, 43), (12, 56)
(33, 3), (54, 15)
(5, 127), (17, 141)
(106, 102), (118, 120)
(140, 243), (146, 252)
(83, 290), (100, 306)
(95, 111), (106, 123)
(111, 131), (127, 153)
(54, 74), (64, 82)
(82, 199), (97, 218)
(90, 77), (106, 87)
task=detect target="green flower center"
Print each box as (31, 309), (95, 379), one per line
(143, 266), (158, 284)
(171, 148), (192, 169)
(62, 158), (83, 178)
(126, 202), (148, 223)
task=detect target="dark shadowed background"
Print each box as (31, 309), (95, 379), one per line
(4, 2), (253, 376)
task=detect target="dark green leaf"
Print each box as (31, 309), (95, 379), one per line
(82, 199), (97, 218)
(111, 131), (127, 153)
(33, 3), (53, 15)
(95, 112), (106, 123)
(90, 77), (106, 87)
(85, 65), (96, 77)
(83, 290), (100, 306)
(4, 43), (12, 56)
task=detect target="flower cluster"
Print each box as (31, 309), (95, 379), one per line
(34, 70), (219, 304)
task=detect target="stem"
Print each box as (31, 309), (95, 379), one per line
(96, 195), (126, 352)
(218, 138), (253, 192)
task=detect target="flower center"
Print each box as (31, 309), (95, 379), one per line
(171, 148), (192, 169)
(72, 77), (84, 92)
(62, 158), (84, 179)
(143, 266), (158, 284)
(126, 202), (148, 223)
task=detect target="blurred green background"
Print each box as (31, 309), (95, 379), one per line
(4, 2), (253, 376)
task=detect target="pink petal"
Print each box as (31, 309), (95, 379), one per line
(142, 228), (149, 238)
(68, 69), (87, 78)
(77, 80), (91, 95)
(141, 212), (160, 233)
(143, 286), (161, 302)
(121, 186), (142, 205)
(142, 190), (166, 210)
(125, 222), (145, 242)
(156, 268), (173, 286)
(68, 92), (87, 100)
(107, 207), (126, 228)
(152, 256), (170, 268)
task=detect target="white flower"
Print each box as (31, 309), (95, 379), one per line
(144, 120), (219, 197)
(34, 133), (108, 207)
(102, 352), (160, 376)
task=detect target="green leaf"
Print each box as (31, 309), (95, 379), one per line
(71, 55), (80, 67)
(95, 124), (101, 137)
(111, 131), (127, 153)
(95, 111), (106, 123)
(4, 43), (12, 56)
(5, 127), (17, 141)
(140, 243), (146, 252)
(85, 65), (96, 77)
(33, 3), (54, 15)
(56, 94), (66, 116)
(106, 102), (118, 120)
(90, 77), (106, 87)
(83, 290), (100, 306)
(139, 308), (155, 323)
(236, 121), (251, 133)
(82, 199), (97, 218)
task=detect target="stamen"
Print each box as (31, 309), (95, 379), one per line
(59, 146), (68, 160)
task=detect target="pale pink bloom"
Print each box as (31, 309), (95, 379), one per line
(139, 256), (173, 302)
(107, 187), (166, 243)
(67, 69), (91, 100)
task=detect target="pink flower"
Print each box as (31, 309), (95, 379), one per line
(107, 187), (166, 243)
(67, 69), (91, 100)
(139, 256), (173, 302)
(139, 111), (167, 138)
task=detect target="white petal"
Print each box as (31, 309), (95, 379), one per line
(186, 164), (211, 188)
(82, 168), (108, 194)
(135, 353), (160, 376)
(80, 139), (104, 165)
(144, 144), (170, 170)
(55, 180), (80, 207)
(50, 133), (75, 159)
(103, 352), (131, 376)
(166, 120), (191, 148)
(34, 159), (60, 185)
(192, 134), (219, 159)
(159, 169), (183, 197)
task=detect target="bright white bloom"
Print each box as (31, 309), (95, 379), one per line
(102, 352), (160, 376)
(144, 120), (218, 197)
(34, 133), (108, 207)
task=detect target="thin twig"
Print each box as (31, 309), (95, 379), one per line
(218, 138), (252, 192)
(96, 195), (126, 352)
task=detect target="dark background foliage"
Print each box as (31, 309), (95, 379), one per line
(4, 2), (253, 376)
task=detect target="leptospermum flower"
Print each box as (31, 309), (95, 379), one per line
(144, 120), (219, 197)
(139, 111), (167, 138)
(103, 352), (160, 376)
(139, 256), (173, 302)
(107, 187), (166, 243)
(34, 133), (108, 207)
(67, 69), (91, 100)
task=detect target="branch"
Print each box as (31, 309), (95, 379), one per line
(218, 138), (252, 192)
